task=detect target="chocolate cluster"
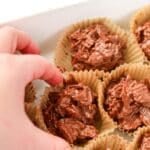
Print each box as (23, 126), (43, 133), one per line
(135, 20), (150, 60)
(43, 77), (99, 144)
(139, 132), (150, 150)
(68, 23), (126, 71)
(105, 75), (150, 131)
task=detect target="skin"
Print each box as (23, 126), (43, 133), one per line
(0, 26), (71, 150)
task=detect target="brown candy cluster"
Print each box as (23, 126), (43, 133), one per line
(68, 23), (126, 71)
(139, 132), (150, 150)
(135, 20), (150, 60)
(104, 75), (150, 131)
(42, 78), (99, 144)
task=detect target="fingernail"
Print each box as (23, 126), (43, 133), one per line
(49, 72), (63, 85)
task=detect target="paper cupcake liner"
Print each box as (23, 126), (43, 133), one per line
(99, 64), (150, 134)
(25, 102), (36, 124)
(25, 82), (35, 102)
(130, 5), (150, 35)
(79, 134), (127, 150)
(34, 71), (116, 149)
(55, 17), (145, 72)
(125, 33), (146, 64)
(34, 87), (50, 132)
(127, 126), (150, 150)
(93, 70), (110, 82)
(130, 5), (150, 63)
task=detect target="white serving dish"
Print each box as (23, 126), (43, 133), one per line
(2, 0), (149, 143)
(2, 0), (150, 99)
(3, 0), (149, 61)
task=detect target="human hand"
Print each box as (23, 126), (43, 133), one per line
(0, 26), (70, 150)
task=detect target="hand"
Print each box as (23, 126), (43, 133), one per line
(0, 26), (70, 150)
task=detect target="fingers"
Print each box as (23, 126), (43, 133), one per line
(34, 127), (71, 150)
(17, 55), (63, 85)
(0, 26), (40, 54)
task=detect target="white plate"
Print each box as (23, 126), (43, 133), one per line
(3, 0), (149, 142)
(4, 0), (149, 95)
(4, 0), (149, 61)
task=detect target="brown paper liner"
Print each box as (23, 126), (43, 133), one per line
(34, 71), (116, 149)
(130, 5), (150, 63)
(25, 82), (35, 102)
(25, 102), (36, 124)
(99, 63), (150, 134)
(127, 126), (150, 150)
(55, 17), (145, 72)
(80, 134), (127, 150)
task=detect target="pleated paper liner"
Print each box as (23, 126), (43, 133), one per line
(81, 134), (127, 150)
(130, 5), (150, 36)
(25, 82), (35, 102)
(55, 17), (145, 72)
(25, 102), (37, 125)
(93, 70), (110, 82)
(34, 87), (50, 132)
(127, 126), (150, 150)
(98, 63), (150, 134)
(33, 71), (116, 149)
(130, 5), (150, 63)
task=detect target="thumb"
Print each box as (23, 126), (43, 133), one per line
(33, 127), (71, 150)
(18, 55), (70, 149)
(17, 55), (63, 86)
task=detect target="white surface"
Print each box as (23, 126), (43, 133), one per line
(3, 0), (150, 94)
(4, 0), (149, 59)
(0, 0), (87, 23)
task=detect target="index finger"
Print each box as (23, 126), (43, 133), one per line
(17, 55), (63, 86)
(0, 26), (40, 54)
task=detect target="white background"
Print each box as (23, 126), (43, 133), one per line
(3, 0), (150, 54)
(0, 0), (87, 23)
(1, 0), (149, 94)
(3, 0), (149, 60)
(1, 0), (149, 54)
